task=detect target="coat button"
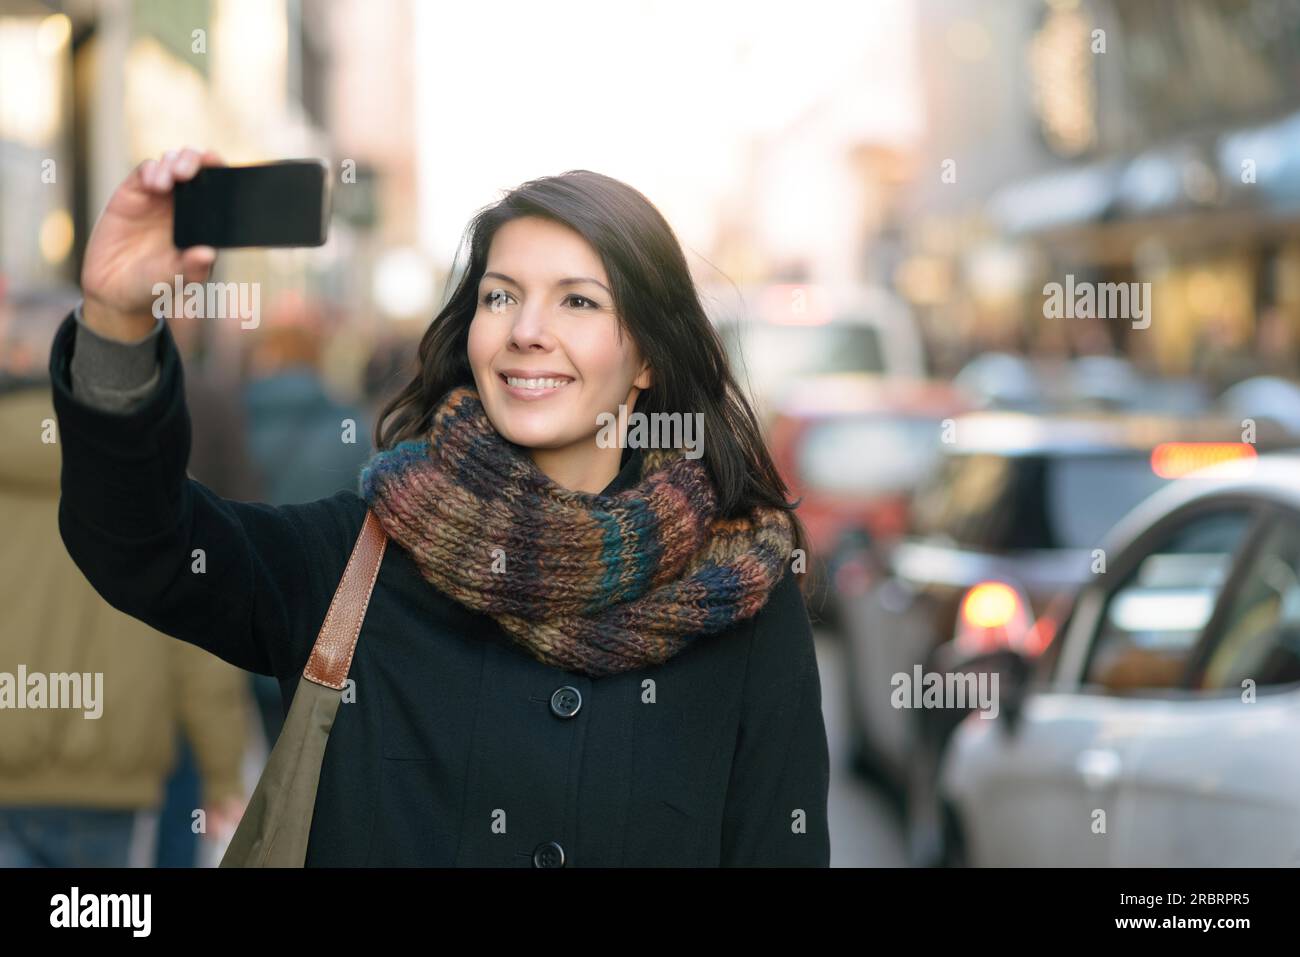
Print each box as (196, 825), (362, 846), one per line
(549, 685), (582, 719)
(532, 841), (566, 868)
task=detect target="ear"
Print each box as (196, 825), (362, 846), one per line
(633, 358), (653, 391)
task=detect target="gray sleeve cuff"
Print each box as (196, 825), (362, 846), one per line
(70, 301), (165, 413)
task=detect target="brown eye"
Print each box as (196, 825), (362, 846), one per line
(566, 294), (598, 309)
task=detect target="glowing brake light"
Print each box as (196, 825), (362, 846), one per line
(954, 580), (1036, 655)
(961, 581), (1020, 629)
(1150, 442), (1257, 479)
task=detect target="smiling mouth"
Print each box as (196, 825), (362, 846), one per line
(498, 372), (574, 395)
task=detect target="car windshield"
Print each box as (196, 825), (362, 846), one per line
(722, 323), (885, 403)
(911, 452), (1173, 551)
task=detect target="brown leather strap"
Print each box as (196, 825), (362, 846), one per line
(303, 509), (387, 690)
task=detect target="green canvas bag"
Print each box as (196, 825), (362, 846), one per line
(220, 509), (388, 867)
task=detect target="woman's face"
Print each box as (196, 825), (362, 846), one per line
(467, 216), (651, 457)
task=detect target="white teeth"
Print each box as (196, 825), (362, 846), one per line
(505, 375), (571, 390)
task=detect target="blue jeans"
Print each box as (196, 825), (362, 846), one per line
(155, 733), (201, 867)
(0, 806), (138, 867)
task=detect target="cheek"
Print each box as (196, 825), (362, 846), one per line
(568, 325), (636, 389)
(466, 314), (495, 371)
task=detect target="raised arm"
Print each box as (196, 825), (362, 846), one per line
(53, 147), (366, 679)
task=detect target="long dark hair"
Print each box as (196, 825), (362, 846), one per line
(373, 170), (807, 581)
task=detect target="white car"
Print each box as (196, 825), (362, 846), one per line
(703, 282), (926, 422)
(939, 453), (1300, 866)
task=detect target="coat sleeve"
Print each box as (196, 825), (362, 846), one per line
(720, 568), (831, 866)
(48, 308), (365, 680)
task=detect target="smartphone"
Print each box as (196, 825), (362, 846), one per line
(172, 159), (331, 249)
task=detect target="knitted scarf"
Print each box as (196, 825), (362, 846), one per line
(358, 384), (796, 677)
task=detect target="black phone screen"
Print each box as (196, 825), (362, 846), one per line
(172, 160), (330, 249)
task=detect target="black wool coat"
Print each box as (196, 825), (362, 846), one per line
(48, 310), (831, 867)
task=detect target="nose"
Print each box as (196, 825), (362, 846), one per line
(507, 301), (554, 352)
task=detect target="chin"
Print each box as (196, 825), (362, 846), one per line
(499, 425), (564, 450)
(482, 387), (576, 444)
(487, 409), (572, 450)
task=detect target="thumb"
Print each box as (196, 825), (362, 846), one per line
(179, 244), (217, 282)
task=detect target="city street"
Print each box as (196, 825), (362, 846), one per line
(815, 632), (907, 867)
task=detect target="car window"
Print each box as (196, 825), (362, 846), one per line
(722, 323), (885, 403)
(1197, 514), (1300, 691)
(1082, 508), (1254, 695)
(910, 454), (1032, 549)
(910, 452), (1171, 552)
(1047, 456), (1172, 550)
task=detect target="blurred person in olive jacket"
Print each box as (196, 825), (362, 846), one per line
(0, 373), (250, 867)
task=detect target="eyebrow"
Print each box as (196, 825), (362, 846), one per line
(481, 271), (612, 297)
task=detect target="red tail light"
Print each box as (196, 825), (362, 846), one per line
(1150, 442), (1257, 478)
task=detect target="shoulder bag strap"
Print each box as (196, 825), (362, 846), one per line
(302, 508), (387, 690)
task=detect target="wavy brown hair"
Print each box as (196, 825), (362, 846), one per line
(373, 170), (807, 585)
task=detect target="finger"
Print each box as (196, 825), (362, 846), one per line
(199, 149), (226, 168)
(174, 146), (203, 180)
(183, 244), (216, 262)
(139, 158), (161, 192)
(154, 151), (174, 191)
(180, 244), (217, 277)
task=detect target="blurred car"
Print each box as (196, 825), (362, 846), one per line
(1217, 375), (1300, 436)
(938, 452), (1300, 866)
(838, 409), (1290, 863)
(766, 373), (969, 630)
(954, 352), (1211, 415)
(951, 352), (1044, 411)
(707, 282), (926, 422)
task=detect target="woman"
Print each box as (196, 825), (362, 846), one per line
(52, 146), (830, 866)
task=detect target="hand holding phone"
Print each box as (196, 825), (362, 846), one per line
(80, 146), (224, 343)
(81, 150), (335, 343)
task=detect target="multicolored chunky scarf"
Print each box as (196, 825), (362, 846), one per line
(358, 384), (796, 677)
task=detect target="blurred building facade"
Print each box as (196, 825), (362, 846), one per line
(0, 0), (418, 395)
(896, 0), (1300, 386)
